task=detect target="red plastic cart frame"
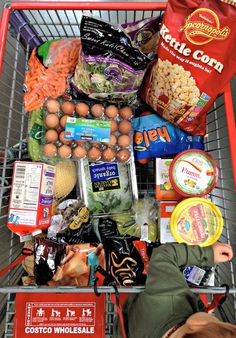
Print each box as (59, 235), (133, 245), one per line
(0, 1), (236, 190)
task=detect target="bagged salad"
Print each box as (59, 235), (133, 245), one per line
(77, 159), (138, 215)
(121, 15), (162, 58)
(72, 15), (151, 103)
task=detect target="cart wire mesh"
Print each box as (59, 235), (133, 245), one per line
(0, 2), (236, 337)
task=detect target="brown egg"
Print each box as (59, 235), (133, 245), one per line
(90, 141), (101, 147)
(110, 120), (118, 133)
(43, 143), (57, 157)
(45, 129), (58, 143)
(60, 115), (68, 128)
(45, 99), (60, 114)
(87, 147), (102, 161)
(45, 114), (59, 128)
(102, 147), (116, 162)
(59, 131), (72, 145)
(109, 134), (117, 146)
(75, 102), (90, 117)
(119, 106), (133, 120)
(58, 145), (72, 158)
(73, 145), (87, 159)
(91, 103), (104, 118)
(74, 139), (85, 145)
(61, 101), (75, 115)
(118, 135), (131, 148)
(117, 149), (131, 163)
(119, 120), (132, 134)
(105, 105), (119, 119)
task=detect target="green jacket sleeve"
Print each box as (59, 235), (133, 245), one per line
(145, 243), (215, 295)
(124, 244), (215, 338)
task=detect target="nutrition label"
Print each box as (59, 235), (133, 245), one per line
(11, 163), (42, 210)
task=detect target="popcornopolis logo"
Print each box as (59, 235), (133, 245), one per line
(181, 8), (230, 45)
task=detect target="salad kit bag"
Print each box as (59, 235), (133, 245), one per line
(142, 0), (236, 135)
(72, 15), (150, 103)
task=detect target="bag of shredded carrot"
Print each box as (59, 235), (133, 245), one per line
(24, 39), (81, 112)
(142, 0), (236, 135)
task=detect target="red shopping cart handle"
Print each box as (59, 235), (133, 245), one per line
(0, 248), (33, 277)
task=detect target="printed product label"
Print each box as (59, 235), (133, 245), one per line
(183, 266), (205, 285)
(160, 202), (177, 243)
(89, 162), (120, 192)
(173, 153), (215, 194)
(14, 293), (106, 338)
(8, 209), (37, 226)
(65, 118), (111, 143)
(10, 163), (42, 210)
(176, 202), (218, 245)
(7, 162), (55, 235)
(156, 158), (174, 191)
(30, 123), (44, 140)
(143, 0), (236, 135)
(181, 8), (230, 45)
(40, 166), (55, 205)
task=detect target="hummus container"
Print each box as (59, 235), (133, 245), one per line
(170, 198), (223, 247)
(169, 149), (219, 197)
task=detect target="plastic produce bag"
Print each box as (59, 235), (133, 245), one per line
(48, 243), (105, 286)
(24, 39), (81, 112)
(72, 15), (150, 103)
(112, 198), (159, 242)
(121, 15), (162, 57)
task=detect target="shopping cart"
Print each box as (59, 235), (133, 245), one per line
(0, 1), (236, 337)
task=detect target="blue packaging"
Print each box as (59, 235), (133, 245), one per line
(133, 114), (204, 161)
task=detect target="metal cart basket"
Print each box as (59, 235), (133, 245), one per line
(0, 1), (236, 337)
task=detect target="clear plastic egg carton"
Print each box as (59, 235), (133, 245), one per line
(42, 97), (134, 164)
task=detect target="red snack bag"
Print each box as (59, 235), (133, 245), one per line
(142, 0), (236, 135)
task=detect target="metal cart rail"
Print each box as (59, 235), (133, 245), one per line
(0, 1), (236, 337)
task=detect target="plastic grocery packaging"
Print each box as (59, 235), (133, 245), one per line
(39, 97), (134, 164)
(133, 112), (204, 161)
(104, 236), (145, 286)
(24, 39), (81, 112)
(142, 0), (236, 135)
(72, 15), (151, 103)
(170, 198), (223, 247)
(77, 159), (138, 215)
(48, 243), (105, 287)
(169, 149), (219, 197)
(121, 15), (162, 57)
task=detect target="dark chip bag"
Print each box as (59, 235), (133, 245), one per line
(104, 236), (145, 286)
(34, 238), (65, 285)
(98, 218), (119, 244)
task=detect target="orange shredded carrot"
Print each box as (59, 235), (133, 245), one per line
(24, 39), (81, 112)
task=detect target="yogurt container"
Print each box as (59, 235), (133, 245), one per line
(169, 149), (219, 197)
(170, 198), (223, 247)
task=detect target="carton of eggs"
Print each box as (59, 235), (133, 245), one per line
(42, 98), (134, 163)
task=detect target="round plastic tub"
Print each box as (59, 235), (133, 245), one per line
(169, 149), (219, 197)
(170, 197), (223, 247)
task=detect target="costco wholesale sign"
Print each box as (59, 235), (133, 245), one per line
(14, 294), (105, 337)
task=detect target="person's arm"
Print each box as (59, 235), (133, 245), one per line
(145, 243), (214, 295)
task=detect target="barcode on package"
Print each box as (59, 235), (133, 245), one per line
(15, 164), (26, 179)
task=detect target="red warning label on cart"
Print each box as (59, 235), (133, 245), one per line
(14, 293), (105, 337)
